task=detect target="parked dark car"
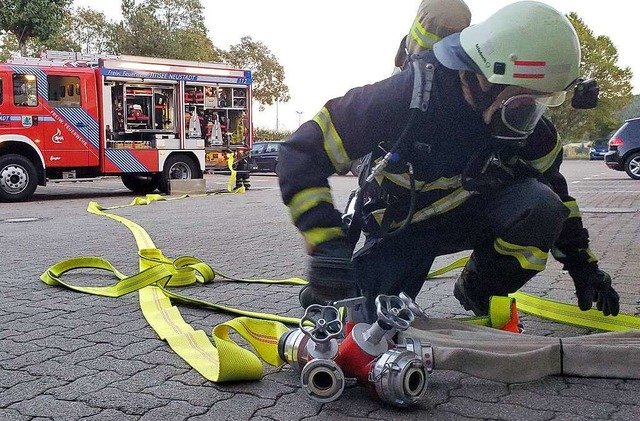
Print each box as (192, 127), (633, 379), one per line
(250, 141), (282, 172)
(588, 138), (609, 160)
(249, 141), (363, 176)
(605, 118), (640, 180)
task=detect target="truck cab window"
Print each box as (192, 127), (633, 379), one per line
(48, 75), (82, 107)
(13, 74), (38, 107)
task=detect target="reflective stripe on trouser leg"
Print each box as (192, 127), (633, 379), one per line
(472, 178), (570, 295)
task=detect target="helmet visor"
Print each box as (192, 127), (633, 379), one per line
(500, 91), (566, 135)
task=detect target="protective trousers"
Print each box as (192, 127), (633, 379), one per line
(353, 178), (570, 322)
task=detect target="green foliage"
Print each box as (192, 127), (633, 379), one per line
(70, 7), (115, 54)
(0, 0), (72, 54)
(547, 13), (633, 142)
(112, 3), (288, 106)
(619, 95), (640, 122)
(0, 22), (80, 60)
(255, 128), (293, 141)
(220, 36), (290, 106)
(0, 0), (289, 108)
(0, 33), (19, 61)
(112, 0), (218, 61)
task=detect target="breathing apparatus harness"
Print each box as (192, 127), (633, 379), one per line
(346, 54), (436, 244)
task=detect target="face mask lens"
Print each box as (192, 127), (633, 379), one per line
(500, 95), (548, 135)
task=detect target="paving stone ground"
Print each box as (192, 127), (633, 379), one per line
(1, 160), (638, 420)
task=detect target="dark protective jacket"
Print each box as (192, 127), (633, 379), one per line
(278, 51), (596, 270)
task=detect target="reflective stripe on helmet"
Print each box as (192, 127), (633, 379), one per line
(459, 1), (580, 93)
(410, 16), (441, 51)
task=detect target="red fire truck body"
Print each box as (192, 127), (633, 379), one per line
(0, 51), (253, 202)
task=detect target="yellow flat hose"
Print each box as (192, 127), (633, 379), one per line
(42, 198), (301, 382)
(40, 195), (639, 384)
(428, 256), (640, 331)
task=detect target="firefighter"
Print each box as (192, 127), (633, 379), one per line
(393, 0), (471, 73)
(277, 1), (620, 322)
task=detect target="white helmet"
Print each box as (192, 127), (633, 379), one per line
(434, 1), (581, 93)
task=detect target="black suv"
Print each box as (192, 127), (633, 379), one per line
(605, 117), (640, 180)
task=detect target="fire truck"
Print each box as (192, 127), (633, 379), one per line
(0, 51), (253, 202)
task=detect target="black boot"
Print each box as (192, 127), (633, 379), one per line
(300, 239), (358, 309)
(453, 256), (492, 316)
(299, 284), (356, 308)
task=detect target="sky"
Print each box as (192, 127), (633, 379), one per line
(73, 0), (638, 132)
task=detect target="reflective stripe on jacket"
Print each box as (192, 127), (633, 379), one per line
(277, 50), (593, 264)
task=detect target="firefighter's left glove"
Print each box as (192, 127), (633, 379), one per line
(569, 264), (620, 316)
(299, 238), (357, 309)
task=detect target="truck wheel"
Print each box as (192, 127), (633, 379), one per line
(121, 174), (160, 194)
(0, 154), (38, 202)
(624, 152), (640, 180)
(159, 154), (200, 193)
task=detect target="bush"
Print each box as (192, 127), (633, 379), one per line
(254, 128), (293, 141)
(563, 143), (589, 159)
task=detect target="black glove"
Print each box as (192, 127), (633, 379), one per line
(569, 264), (620, 316)
(299, 238), (357, 308)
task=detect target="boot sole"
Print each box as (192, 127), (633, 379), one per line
(453, 282), (488, 316)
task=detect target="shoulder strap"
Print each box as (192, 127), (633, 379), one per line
(408, 50), (437, 112)
(359, 51), (439, 183)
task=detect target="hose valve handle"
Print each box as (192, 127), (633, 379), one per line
(399, 292), (429, 319)
(375, 295), (414, 331)
(301, 304), (343, 359)
(360, 295), (414, 347)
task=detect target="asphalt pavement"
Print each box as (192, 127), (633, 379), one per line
(1, 160), (639, 420)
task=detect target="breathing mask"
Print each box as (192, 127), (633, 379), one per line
(489, 91), (566, 143)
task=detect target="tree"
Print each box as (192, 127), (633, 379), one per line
(0, 0), (290, 111)
(70, 8), (114, 54)
(0, 33), (19, 62)
(0, 16), (79, 60)
(0, 0), (72, 55)
(40, 12), (81, 53)
(113, 0), (218, 61)
(619, 95), (640, 122)
(220, 36), (290, 106)
(112, 2), (289, 106)
(547, 13), (633, 141)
